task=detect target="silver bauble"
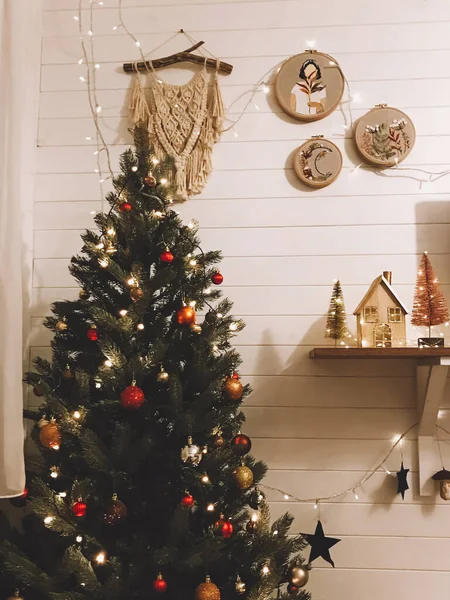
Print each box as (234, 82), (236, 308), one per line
(235, 576), (246, 594)
(287, 565), (309, 587)
(180, 436), (202, 466)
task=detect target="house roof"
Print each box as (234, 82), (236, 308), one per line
(353, 274), (409, 316)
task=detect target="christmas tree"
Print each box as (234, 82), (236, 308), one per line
(411, 252), (449, 337)
(0, 127), (310, 600)
(325, 280), (350, 345)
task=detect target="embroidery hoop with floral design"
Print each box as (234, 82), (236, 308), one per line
(293, 136), (343, 188)
(275, 50), (345, 121)
(355, 105), (416, 167)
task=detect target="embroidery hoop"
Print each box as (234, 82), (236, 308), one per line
(293, 136), (343, 189)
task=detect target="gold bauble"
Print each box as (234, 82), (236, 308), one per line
(190, 323), (202, 334)
(130, 287), (144, 302)
(287, 565), (309, 588)
(39, 419), (61, 449)
(56, 320), (67, 332)
(232, 465), (253, 490)
(195, 577), (220, 600)
(79, 289), (88, 299)
(235, 576), (246, 595)
(157, 368), (169, 382)
(224, 377), (243, 401)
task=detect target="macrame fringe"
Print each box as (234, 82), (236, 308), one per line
(130, 75), (150, 125)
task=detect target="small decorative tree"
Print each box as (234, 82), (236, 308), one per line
(325, 280), (350, 345)
(411, 252), (449, 345)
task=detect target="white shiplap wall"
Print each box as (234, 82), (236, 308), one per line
(37, 1), (450, 597)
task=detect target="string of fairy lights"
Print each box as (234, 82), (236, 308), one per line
(51, 0), (450, 570)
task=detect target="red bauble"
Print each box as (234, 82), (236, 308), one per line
(120, 383), (145, 409)
(118, 202), (132, 213)
(72, 499), (87, 518)
(160, 249), (174, 264)
(87, 326), (98, 341)
(214, 516), (233, 539)
(153, 574), (168, 593)
(177, 306), (196, 326)
(181, 492), (194, 508)
(231, 434), (252, 456)
(211, 272), (223, 285)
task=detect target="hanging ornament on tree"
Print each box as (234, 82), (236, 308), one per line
(7, 591), (24, 600)
(130, 287), (144, 302)
(213, 431), (225, 448)
(39, 417), (61, 449)
(214, 514), (233, 538)
(87, 325), (98, 341)
(120, 381), (145, 409)
(153, 573), (168, 593)
(287, 584), (299, 594)
(160, 248), (174, 264)
(144, 174), (157, 187)
(118, 201), (132, 213)
(195, 576), (221, 600)
(301, 520), (341, 568)
(224, 373), (243, 401)
(231, 433), (252, 455)
(190, 323), (202, 334)
(157, 365), (169, 382)
(56, 319), (68, 332)
(181, 491), (195, 508)
(287, 565), (309, 588)
(177, 304), (196, 326)
(248, 487), (265, 510)
(232, 465), (254, 490)
(72, 498), (87, 518)
(79, 288), (89, 299)
(180, 436), (202, 466)
(235, 576), (246, 595)
(62, 364), (73, 379)
(211, 272), (223, 285)
(396, 462), (410, 500)
(104, 493), (127, 525)
(246, 515), (258, 534)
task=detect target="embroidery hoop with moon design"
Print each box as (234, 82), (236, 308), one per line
(294, 137), (343, 188)
(275, 50), (345, 121)
(355, 105), (416, 167)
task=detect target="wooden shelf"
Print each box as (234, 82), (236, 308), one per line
(310, 347), (450, 359)
(310, 345), (450, 496)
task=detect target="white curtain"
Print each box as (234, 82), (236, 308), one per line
(0, 0), (42, 497)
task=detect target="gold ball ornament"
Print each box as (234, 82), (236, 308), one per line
(39, 418), (61, 450)
(195, 576), (220, 600)
(56, 320), (67, 332)
(235, 576), (246, 595)
(224, 374), (243, 401)
(190, 323), (202, 334)
(157, 366), (169, 382)
(130, 287), (144, 302)
(232, 465), (254, 490)
(177, 305), (196, 326)
(79, 289), (89, 299)
(287, 565), (309, 588)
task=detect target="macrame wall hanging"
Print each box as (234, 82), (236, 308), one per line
(124, 33), (233, 201)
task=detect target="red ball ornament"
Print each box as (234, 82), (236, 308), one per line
(214, 515), (233, 538)
(231, 434), (252, 456)
(120, 381), (145, 409)
(87, 326), (98, 341)
(211, 272), (223, 285)
(181, 492), (195, 508)
(118, 202), (132, 213)
(177, 306), (196, 326)
(72, 499), (87, 518)
(153, 573), (168, 593)
(160, 249), (174, 264)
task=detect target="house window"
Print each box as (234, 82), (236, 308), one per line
(363, 306), (378, 322)
(388, 307), (402, 323)
(374, 323), (392, 348)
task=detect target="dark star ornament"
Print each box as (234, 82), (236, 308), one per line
(396, 462), (410, 500)
(302, 520), (341, 568)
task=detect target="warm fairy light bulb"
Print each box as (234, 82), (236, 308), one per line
(78, 58), (83, 65)
(187, 221), (195, 229)
(353, 490), (359, 500)
(95, 382), (102, 389)
(189, 259), (197, 266)
(217, 313), (223, 319)
(95, 242), (104, 250)
(229, 323), (238, 331)
(306, 39), (316, 48)
(262, 83), (270, 94)
(283, 494), (289, 500)
(212, 345), (219, 352)
(201, 474), (210, 484)
(314, 502), (318, 510)
(95, 552), (106, 564)
(262, 565), (270, 575)
(160, 178), (167, 185)
(127, 277), (136, 286)
(95, 63), (100, 69)
(73, 410), (82, 420)
(272, 529), (278, 536)
(137, 323), (145, 330)
(151, 157), (159, 165)
(76, 535), (83, 543)
(131, 166), (138, 172)
(96, 106), (102, 114)
(44, 516), (54, 524)
(79, 76), (86, 82)
(251, 513), (258, 522)
(189, 301), (196, 308)
(58, 491), (67, 498)
(99, 258), (109, 268)
(50, 467), (59, 479)
(52, 444), (60, 451)
(204, 288), (211, 295)
(104, 360), (112, 368)
(135, 40), (141, 47)
(107, 227), (115, 236)
(88, 30), (93, 36)
(206, 503), (215, 511)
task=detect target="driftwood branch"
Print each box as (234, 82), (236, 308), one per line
(123, 41), (233, 75)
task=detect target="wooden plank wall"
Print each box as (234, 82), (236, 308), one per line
(38, 1), (450, 596)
